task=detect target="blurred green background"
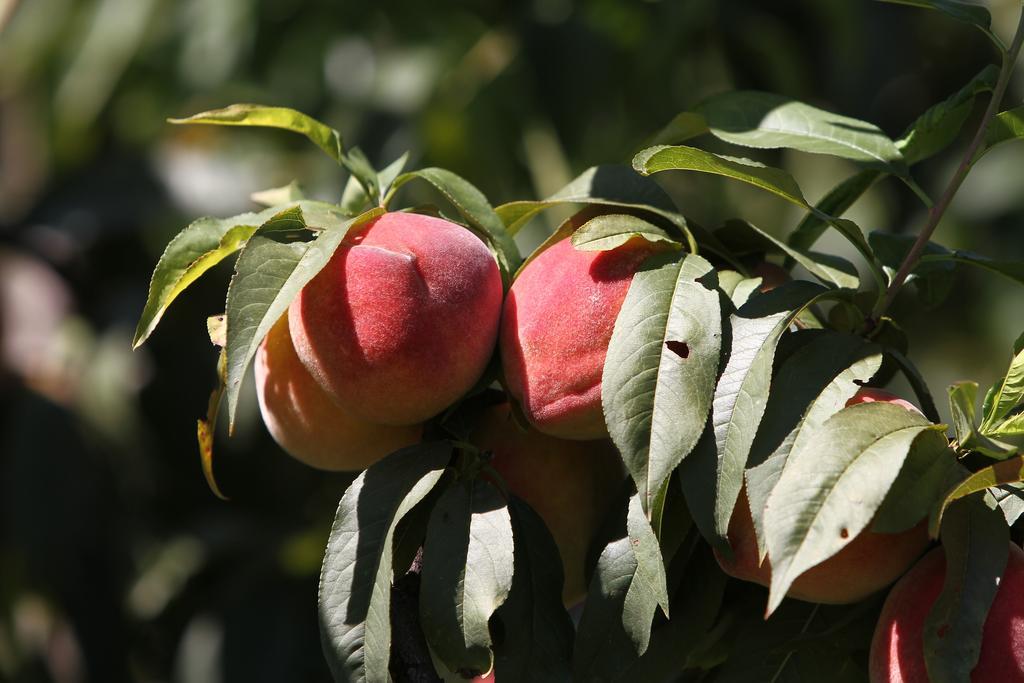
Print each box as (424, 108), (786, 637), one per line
(2, 0), (1024, 681)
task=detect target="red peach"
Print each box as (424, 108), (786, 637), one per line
(288, 212), (503, 425)
(869, 543), (1024, 682)
(499, 235), (658, 439)
(255, 315), (421, 470)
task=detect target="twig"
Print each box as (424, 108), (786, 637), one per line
(871, 9), (1024, 322)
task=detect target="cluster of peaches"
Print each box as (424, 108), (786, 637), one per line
(254, 209), (1023, 682)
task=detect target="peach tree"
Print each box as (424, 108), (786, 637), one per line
(135, 2), (1024, 680)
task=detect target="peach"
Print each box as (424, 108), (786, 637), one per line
(471, 403), (624, 604)
(255, 315), (421, 470)
(869, 543), (1024, 682)
(499, 235), (659, 439)
(288, 212), (503, 426)
(716, 388), (929, 604)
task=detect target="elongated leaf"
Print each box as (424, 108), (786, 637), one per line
(420, 479), (514, 676)
(196, 349), (229, 501)
(993, 483), (1024, 526)
(695, 91), (907, 173)
(603, 253), (722, 522)
(870, 231), (958, 308)
(977, 105), (1024, 160)
(647, 111), (710, 146)
(319, 443), (451, 683)
(388, 167), (520, 284)
(634, 145), (885, 290)
(788, 170), (881, 253)
(571, 214), (681, 252)
(746, 332), (883, 558)
(224, 207), (381, 424)
(496, 165), (687, 238)
(981, 334), (1024, 430)
(340, 153), (409, 215)
(898, 64), (999, 165)
(251, 181), (307, 207)
(924, 494), (1009, 683)
(931, 456), (1024, 536)
(573, 495), (669, 681)
(490, 498), (574, 682)
(170, 103), (345, 163)
(133, 206), (281, 348)
(711, 282), (834, 542)
(877, 0), (1000, 49)
(872, 429), (960, 533)
(730, 220), (859, 289)
(763, 401), (946, 615)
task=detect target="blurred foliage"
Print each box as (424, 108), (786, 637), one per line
(2, 0), (1024, 681)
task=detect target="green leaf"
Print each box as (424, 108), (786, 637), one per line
(717, 270), (763, 308)
(133, 205), (281, 348)
(170, 103), (345, 163)
(495, 165), (689, 239)
(420, 479), (513, 676)
(570, 214), (681, 252)
(196, 349), (229, 501)
(977, 105), (1024, 160)
(887, 347), (943, 423)
(224, 207), (382, 425)
(981, 333), (1024, 429)
(992, 483), (1024, 526)
(746, 332), (883, 559)
(727, 220), (860, 289)
(924, 249), (1024, 287)
(712, 282), (836, 543)
(490, 498), (574, 682)
(872, 429), (960, 533)
(602, 253), (722, 523)
(870, 231), (958, 309)
(251, 180), (307, 207)
(931, 456), (1024, 536)
(388, 167), (521, 285)
(788, 170), (881, 254)
(695, 91), (908, 173)
(924, 494), (1009, 683)
(950, 381), (1018, 458)
(763, 401), (947, 615)
(876, 0), (1001, 49)
(898, 64), (999, 165)
(318, 443), (451, 683)
(647, 111), (710, 146)
(573, 495), (670, 682)
(634, 145), (886, 291)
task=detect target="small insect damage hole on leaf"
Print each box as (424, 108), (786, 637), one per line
(665, 340), (690, 358)
(839, 528), (850, 539)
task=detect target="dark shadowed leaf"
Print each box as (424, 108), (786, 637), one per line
(763, 402), (946, 615)
(872, 429), (960, 533)
(319, 443), (452, 683)
(388, 167), (520, 284)
(726, 220), (859, 289)
(695, 91), (907, 174)
(931, 456), (1024, 536)
(870, 231), (958, 309)
(196, 349), (229, 501)
(898, 64), (999, 164)
(877, 0), (1000, 49)
(490, 499), (574, 683)
(419, 479), (514, 676)
(788, 170), (881, 254)
(573, 495), (670, 682)
(224, 207), (381, 425)
(925, 494), (1009, 683)
(602, 253), (721, 524)
(570, 213), (681, 252)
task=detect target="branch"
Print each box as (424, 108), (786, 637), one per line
(871, 9), (1024, 322)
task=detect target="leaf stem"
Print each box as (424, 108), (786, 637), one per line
(871, 9), (1024, 322)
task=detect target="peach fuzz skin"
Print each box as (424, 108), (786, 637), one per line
(869, 543), (1024, 682)
(255, 315), (421, 471)
(499, 235), (659, 440)
(288, 211), (503, 426)
(715, 388), (930, 605)
(471, 403), (624, 604)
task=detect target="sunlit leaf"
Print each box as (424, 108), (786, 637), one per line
(571, 213), (681, 252)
